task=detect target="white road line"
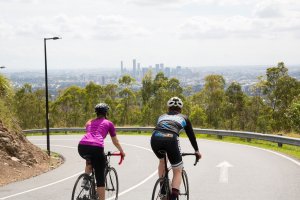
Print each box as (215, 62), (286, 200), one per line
(0, 142), (157, 200)
(107, 170), (158, 200)
(0, 172), (83, 200)
(202, 139), (300, 167)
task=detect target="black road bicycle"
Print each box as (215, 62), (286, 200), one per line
(71, 152), (123, 200)
(151, 152), (199, 200)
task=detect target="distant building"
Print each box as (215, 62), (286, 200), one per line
(133, 59), (137, 78)
(160, 63), (164, 71)
(121, 61), (124, 74)
(165, 67), (171, 77)
(101, 76), (105, 85)
(142, 67), (148, 77)
(155, 64), (160, 74)
(137, 63), (141, 77)
(176, 66), (182, 76)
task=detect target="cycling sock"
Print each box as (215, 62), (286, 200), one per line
(171, 188), (179, 200)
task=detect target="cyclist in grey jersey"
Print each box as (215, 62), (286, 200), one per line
(151, 97), (202, 200)
(154, 112), (199, 152)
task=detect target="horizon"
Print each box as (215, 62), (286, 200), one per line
(1, 63), (300, 74)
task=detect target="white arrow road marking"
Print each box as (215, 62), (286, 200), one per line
(216, 161), (233, 183)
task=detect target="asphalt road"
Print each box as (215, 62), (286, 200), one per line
(0, 135), (299, 200)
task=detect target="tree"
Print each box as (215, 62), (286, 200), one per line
(264, 62), (288, 111)
(0, 74), (18, 131)
(202, 75), (226, 128)
(84, 82), (104, 119)
(14, 84), (45, 129)
(141, 71), (153, 105)
(263, 62), (300, 131)
(103, 84), (119, 122)
(0, 74), (13, 99)
(190, 104), (207, 127)
(286, 96), (300, 133)
(51, 86), (86, 127)
(225, 82), (246, 130)
(117, 75), (137, 125)
(151, 73), (185, 123)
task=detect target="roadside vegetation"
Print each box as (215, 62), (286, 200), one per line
(8, 62), (300, 135)
(1, 62), (300, 135)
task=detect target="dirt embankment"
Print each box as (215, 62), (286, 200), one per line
(0, 120), (62, 186)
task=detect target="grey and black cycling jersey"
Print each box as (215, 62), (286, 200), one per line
(154, 111), (199, 151)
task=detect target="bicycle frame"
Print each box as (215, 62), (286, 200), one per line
(152, 151), (199, 200)
(71, 151), (123, 200)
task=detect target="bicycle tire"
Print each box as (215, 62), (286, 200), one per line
(179, 169), (189, 200)
(105, 167), (119, 200)
(71, 173), (95, 200)
(151, 177), (170, 200)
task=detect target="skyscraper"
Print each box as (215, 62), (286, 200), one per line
(155, 64), (160, 74)
(133, 59), (137, 78)
(137, 63), (141, 77)
(121, 61), (124, 74)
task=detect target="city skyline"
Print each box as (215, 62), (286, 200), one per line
(0, 0), (300, 71)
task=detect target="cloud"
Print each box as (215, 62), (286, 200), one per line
(0, 0), (38, 3)
(0, 14), (150, 40)
(123, 0), (186, 6)
(178, 14), (300, 39)
(253, 1), (283, 18)
(0, 21), (14, 38)
(92, 15), (150, 40)
(122, 0), (257, 7)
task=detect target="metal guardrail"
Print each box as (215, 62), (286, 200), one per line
(23, 127), (300, 147)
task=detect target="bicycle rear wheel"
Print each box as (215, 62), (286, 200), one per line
(179, 169), (189, 200)
(152, 177), (170, 200)
(71, 173), (95, 200)
(105, 167), (119, 200)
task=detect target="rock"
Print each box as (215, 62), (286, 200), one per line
(0, 137), (11, 143)
(11, 157), (20, 162)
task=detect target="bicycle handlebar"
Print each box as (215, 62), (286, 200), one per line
(107, 151), (124, 165)
(181, 153), (200, 166)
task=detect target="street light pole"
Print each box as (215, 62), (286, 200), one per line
(44, 37), (61, 156)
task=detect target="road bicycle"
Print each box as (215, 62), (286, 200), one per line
(71, 151), (123, 200)
(151, 152), (199, 200)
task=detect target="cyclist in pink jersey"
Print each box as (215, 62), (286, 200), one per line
(78, 103), (125, 200)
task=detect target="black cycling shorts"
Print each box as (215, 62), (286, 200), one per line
(78, 144), (106, 187)
(151, 131), (183, 168)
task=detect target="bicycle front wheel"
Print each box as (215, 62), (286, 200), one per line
(179, 169), (189, 200)
(105, 167), (119, 200)
(152, 177), (170, 200)
(71, 173), (94, 200)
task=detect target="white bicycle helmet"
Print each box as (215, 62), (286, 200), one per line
(167, 97), (183, 108)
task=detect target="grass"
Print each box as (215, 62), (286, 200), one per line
(191, 134), (300, 160)
(26, 131), (300, 160)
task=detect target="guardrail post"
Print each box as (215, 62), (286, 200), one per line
(278, 134), (283, 147)
(217, 135), (223, 140)
(247, 138), (251, 142)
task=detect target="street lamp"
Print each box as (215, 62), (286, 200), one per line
(44, 37), (61, 156)
(0, 66), (6, 69)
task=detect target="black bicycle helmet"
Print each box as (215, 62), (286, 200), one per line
(167, 97), (183, 108)
(95, 103), (110, 115)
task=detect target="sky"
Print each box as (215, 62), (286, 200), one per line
(0, 0), (300, 71)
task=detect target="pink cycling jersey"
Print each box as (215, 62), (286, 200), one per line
(79, 118), (116, 147)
